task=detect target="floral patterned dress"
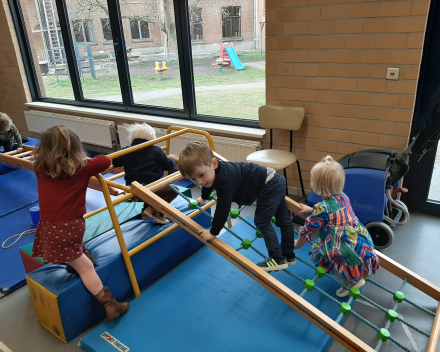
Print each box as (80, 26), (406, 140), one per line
(299, 192), (380, 281)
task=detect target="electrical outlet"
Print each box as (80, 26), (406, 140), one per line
(386, 68), (400, 80)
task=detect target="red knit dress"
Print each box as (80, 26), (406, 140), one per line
(32, 155), (112, 263)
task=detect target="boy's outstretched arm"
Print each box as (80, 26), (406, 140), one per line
(294, 236), (308, 249)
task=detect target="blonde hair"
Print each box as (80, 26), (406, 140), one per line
(0, 112), (12, 132)
(179, 141), (215, 178)
(33, 125), (88, 178)
(126, 123), (156, 142)
(310, 155), (345, 198)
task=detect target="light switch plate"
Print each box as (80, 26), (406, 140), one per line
(386, 68), (400, 80)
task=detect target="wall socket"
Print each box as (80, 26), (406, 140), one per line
(386, 68), (400, 80)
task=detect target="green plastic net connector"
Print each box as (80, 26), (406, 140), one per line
(393, 291), (405, 303)
(256, 230), (263, 238)
(339, 302), (351, 316)
(304, 279), (315, 292)
(230, 209), (240, 219)
(208, 192), (215, 200)
(315, 267), (326, 279)
(189, 200), (198, 210)
(271, 216), (276, 223)
(386, 309), (398, 322)
(241, 239), (251, 250)
(349, 287), (360, 300)
(377, 328), (390, 342)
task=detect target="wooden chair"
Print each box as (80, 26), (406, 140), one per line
(246, 105), (306, 197)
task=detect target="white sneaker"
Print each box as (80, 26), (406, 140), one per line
(336, 278), (365, 298)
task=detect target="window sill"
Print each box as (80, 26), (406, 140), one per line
(191, 39), (206, 44)
(221, 37), (243, 42)
(103, 42), (114, 45)
(77, 42), (98, 46)
(25, 102), (265, 140)
(131, 38), (152, 42)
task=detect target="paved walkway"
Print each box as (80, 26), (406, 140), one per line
(98, 81), (265, 102)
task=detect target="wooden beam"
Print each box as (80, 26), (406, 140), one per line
(87, 179), (124, 196)
(375, 251), (440, 300)
(0, 153), (34, 171)
(427, 301), (440, 352)
(131, 182), (374, 352)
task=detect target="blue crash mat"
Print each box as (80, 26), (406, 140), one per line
(81, 216), (347, 352)
(27, 195), (210, 342)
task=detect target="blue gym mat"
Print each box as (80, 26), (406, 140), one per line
(81, 217), (346, 352)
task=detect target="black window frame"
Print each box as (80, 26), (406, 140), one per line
(8, 0), (260, 129)
(222, 6), (241, 38)
(129, 19), (150, 40)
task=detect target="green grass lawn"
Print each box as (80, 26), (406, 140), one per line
(138, 88), (265, 120)
(41, 53), (265, 119)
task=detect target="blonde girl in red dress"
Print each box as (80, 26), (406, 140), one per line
(31, 125), (129, 320)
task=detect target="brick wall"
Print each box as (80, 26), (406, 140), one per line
(266, 0), (430, 193)
(0, 0), (32, 133)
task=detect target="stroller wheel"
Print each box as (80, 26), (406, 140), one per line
(366, 222), (394, 249)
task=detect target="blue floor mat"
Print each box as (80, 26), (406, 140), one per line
(81, 217), (346, 352)
(0, 169), (38, 218)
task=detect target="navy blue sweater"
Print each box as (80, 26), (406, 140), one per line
(201, 161), (267, 236)
(112, 138), (176, 186)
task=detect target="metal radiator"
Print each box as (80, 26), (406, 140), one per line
(117, 124), (261, 163)
(24, 111), (117, 148)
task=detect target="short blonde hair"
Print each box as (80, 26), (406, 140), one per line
(310, 155), (345, 198)
(126, 123), (156, 142)
(0, 112), (12, 132)
(179, 141), (215, 178)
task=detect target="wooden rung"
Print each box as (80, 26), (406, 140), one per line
(23, 155), (34, 160)
(131, 182), (374, 352)
(4, 150), (18, 155)
(15, 151), (33, 158)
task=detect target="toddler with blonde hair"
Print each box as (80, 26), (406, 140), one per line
(113, 123), (178, 224)
(295, 156), (379, 297)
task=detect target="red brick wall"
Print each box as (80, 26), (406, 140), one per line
(266, 0), (430, 192)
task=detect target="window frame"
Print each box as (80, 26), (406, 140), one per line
(129, 19), (151, 41)
(9, 0), (260, 129)
(72, 19), (96, 44)
(222, 6), (241, 38)
(101, 18), (113, 43)
(190, 7), (203, 41)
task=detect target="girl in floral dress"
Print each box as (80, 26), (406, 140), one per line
(32, 125), (129, 320)
(295, 156), (380, 297)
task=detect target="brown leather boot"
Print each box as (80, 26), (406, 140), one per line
(66, 245), (97, 274)
(94, 286), (129, 321)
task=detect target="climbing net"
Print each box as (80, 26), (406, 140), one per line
(170, 184), (437, 352)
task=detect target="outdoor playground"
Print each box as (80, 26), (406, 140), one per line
(41, 50), (265, 120)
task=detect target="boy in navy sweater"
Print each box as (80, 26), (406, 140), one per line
(179, 142), (296, 271)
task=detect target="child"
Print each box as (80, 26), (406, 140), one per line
(31, 125), (129, 320)
(294, 156), (380, 297)
(0, 112), (24, 153)
(179, 141), (296, 272)
(112, 123), (178, 224)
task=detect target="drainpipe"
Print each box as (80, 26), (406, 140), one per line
(254, 0), (257, 50)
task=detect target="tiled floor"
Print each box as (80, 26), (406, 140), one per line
(0, 187), (439, 352)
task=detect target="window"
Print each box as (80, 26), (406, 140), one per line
(13, 0), (263, 126)
(222, 6), (241, 38)
(101, 18), (112, 42)
(71, 19), (95, 43)
(130, 20), (150, 40)
(190, 8), (203, 40)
